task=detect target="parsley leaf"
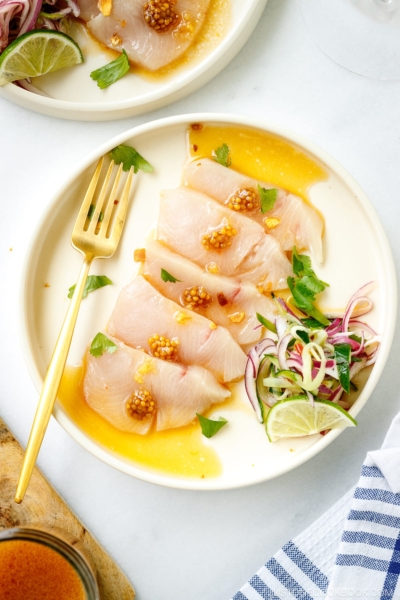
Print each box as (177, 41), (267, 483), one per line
(258, 185), (278, 214)
(161, 268), (182, 283)
(212, 143), (231, 168)
(256, 312), (277, 334)
(90, 49), (130, 89)
(287, 247), (330, 326)
(196, 414), (228, 438)
(68, 275), (112, 299)
(111, 145), (154, 173)
(90, 333), (118, 358)
(334, 343), (351, 394)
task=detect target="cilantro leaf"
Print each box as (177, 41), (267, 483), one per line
(212, 143), (231, 168)
(110, 145), (154, 173)
(196, 414), (228, 438)
(292, 250), (312, 277)
(258, 185), (278, 214)
(287, 248), (330, 326)
(349, 334), (362, 344)
(161, 268), (182, 283)
(90, 49), (130, 89)
(296, 330), (310, 345)
(68, 275), (112, 299)
(90, 333), (118, 358)
(87, 204), (95, 220)
(256, 312), (277, 334)
(292, 247), (328, 285)
(334, 343), (351, 394)
(301, 317), (323, 329)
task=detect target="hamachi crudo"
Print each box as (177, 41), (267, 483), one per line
(107, 275), (246, 383)
(157, 187), (292, 291)
(83, 336), (230, 434)
(143, 240), (278, 346)
(184, 158), (324, 264)
(79, 0), (211, 71)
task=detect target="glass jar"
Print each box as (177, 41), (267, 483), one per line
(0, 527), (100, 600)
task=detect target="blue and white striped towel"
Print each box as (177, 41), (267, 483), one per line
(233, 412), (400, 600)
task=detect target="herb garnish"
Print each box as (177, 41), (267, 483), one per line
(196, 414), (228, 438)
(258, 185), (278, 213)
(212, 143), (231, 168)
(161, 268), (182, 283)
(296, 330), (310, 345)
(110, 145), (154, 173)
(90, 333), (118, 358)
(256, 312), (277, 334)
(301, 317), (323, 329)
(287, 247), (330, 326)
(334, 343), (351, 393)
(68, 275), (112, 299)
(90, 49), (130, 89)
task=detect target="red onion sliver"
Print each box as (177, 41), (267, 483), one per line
(330, 386), (344, 403)
(277, 297), (300, 320)
(326, 318), (342, 334)
(349, 319), (377, 337)
(19, 0), (43, 34)
(342, 296), (372, 333)
(244, 357), (263, 422)
(255, 338), (276, 357)
(277, 333), (292, 370)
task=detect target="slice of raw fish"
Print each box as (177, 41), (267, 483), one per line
(108, 275), (246, 382)
(157, 187), (292, 290)
(79, 0), (210, 71)
(143, 240), (278, 345)
(235, 236), (294, 294)
(184, 159), (324, 264)
(83, 337), (230, 433)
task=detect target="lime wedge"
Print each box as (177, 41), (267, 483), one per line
(265, 396), (357, 442)
(0, 30), (83, 86)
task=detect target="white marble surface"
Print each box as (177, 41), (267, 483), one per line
(0, 1), (399, 599)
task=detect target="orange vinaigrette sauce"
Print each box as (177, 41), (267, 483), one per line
(58, 126), (327, 479)
(188, 125), (328, 201)
(0, 540), (85, 600)
(59, 365), (224, 478)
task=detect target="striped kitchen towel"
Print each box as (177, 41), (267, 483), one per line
(232, 412), (400, 600)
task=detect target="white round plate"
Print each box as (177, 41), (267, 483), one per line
(0, 0), (267, 121)
(20, 113), (397, 490)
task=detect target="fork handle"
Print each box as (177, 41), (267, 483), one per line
(15, 258), (92, 504)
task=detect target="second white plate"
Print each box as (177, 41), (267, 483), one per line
(0, 0), (267, 120)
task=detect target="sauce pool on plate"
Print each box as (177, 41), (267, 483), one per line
(189, 124), (327, 200)
(0, 540), (86, 600)
(59, 365), (224, 478)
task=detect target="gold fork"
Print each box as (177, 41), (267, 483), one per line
(15, 157), (134, 504)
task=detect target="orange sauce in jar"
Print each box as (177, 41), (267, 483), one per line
(0, 540), (86, 600)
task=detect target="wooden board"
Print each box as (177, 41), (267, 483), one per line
(0, 418), (135, 600)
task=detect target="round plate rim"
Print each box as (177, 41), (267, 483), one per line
(0, 0), (268, 120)
(19, 112), (398, 490)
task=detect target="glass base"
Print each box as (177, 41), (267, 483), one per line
(300, 0), (400, 80)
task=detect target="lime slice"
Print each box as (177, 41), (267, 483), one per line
(265, 396), (357, 442)
(0, 30), (83, 86)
